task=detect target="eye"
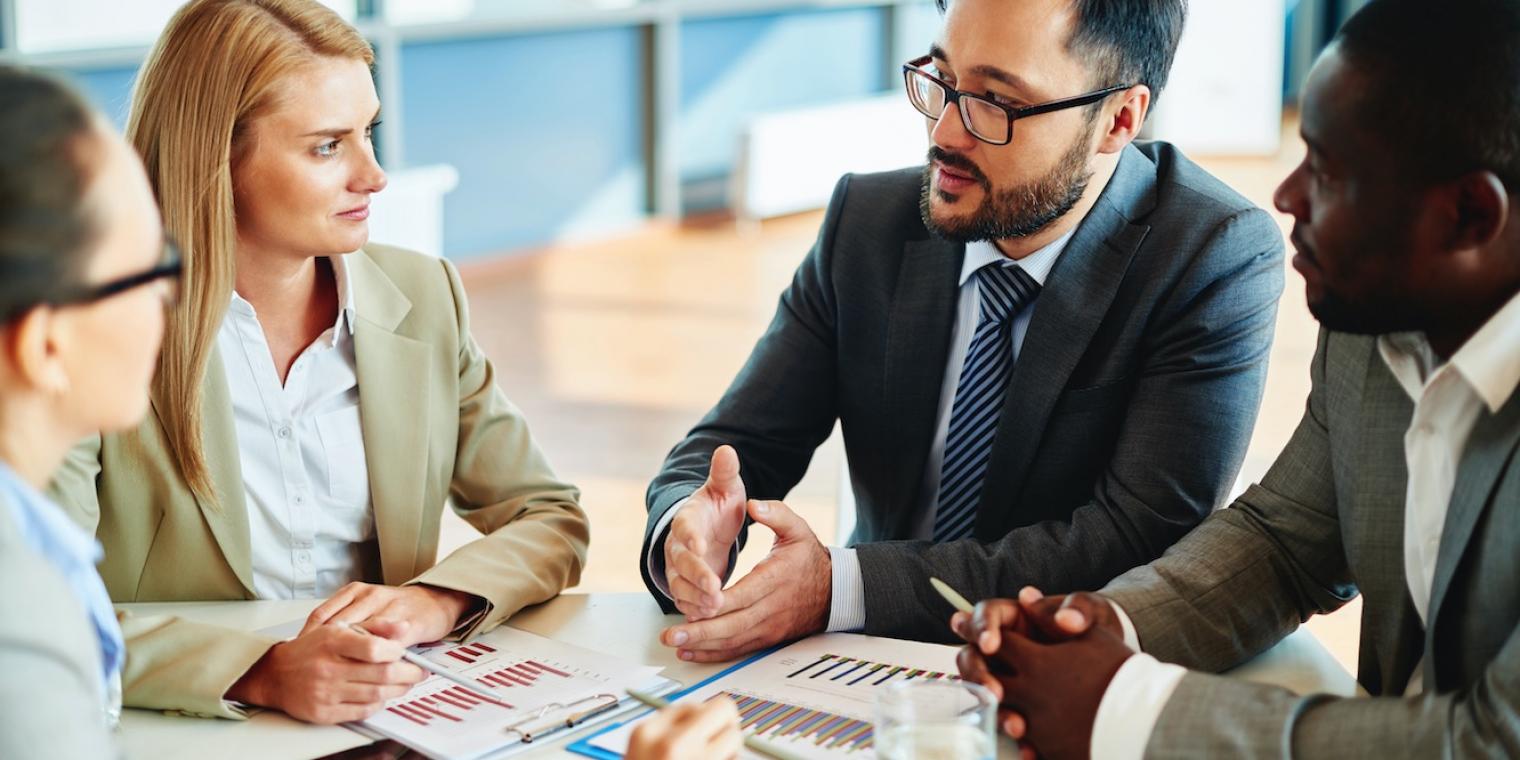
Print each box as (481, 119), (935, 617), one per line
(365, 120), (382, 141)
(315, 139), (341, 158)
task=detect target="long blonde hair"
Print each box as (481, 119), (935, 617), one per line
(127, 0), (373, 502)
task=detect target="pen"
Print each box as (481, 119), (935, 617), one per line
(625, 689), (810, 760)
(347, 623), (502, 703)
(930, 576), (976, 614)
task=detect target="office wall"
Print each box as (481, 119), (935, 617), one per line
(399, 28), (646, 258)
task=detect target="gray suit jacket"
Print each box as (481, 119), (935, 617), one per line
(1103, 329), (1520, 757)
(0, 494), (116, 759)
(644, 141), (1286, 640)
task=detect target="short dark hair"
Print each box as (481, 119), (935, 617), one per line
(1334, 0), (1520, 190)
(934, 0), (1188, 101)
(0, 67), (101, 324)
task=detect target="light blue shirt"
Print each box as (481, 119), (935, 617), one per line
(0, 461), (124, 699)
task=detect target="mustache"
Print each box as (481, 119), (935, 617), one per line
(928, 147), (989, 187)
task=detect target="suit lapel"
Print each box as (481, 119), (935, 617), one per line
(972, 146), (1154, 535)
(150, 345), (257, 596)
(883, 237), (964, 535)
(1353, 349), (1422, 692)
(1426, 390), (1520, 656)
(346, 250), (432, 585)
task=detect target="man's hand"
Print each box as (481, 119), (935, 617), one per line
(301, 582), (478, 647)
(980, 626), (1134, 760)
(226, 625), (428, 724)
(664, 445), (749, 619)
(660, 499), (831, 662)
(952, 588), (1126, 752)
(626, 697), (742, 760)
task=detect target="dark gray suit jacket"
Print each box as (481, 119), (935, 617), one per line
(644, 141), (1285, 640)
(1104, 329), (1520, 757)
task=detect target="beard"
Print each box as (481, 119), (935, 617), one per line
(919, 122), (1096, 243)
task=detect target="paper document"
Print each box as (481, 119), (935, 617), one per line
(582, 633), (960, 759)
(353, 626), (663, 760)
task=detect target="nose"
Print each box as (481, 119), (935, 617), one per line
(930, 101), (978, 153)
(353, 145), (388, 195)
(1273, 160), (1306, 217)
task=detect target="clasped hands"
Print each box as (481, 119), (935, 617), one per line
(952, 587), (1136, 760)
(659, 445), (833, 662)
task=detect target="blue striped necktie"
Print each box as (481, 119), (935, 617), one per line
(932, 262), (1042, 542)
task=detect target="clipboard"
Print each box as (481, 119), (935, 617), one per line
(567, 648), (778, 760)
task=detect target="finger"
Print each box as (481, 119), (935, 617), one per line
(326, 591), (392, 630)
(304, 583), (366, 633)
(669, 541), (724, 606)
(951, 611), (973, 642)
(331, 627), (407, 663)
(1020, 745), (1037, 760)
(971, 599), (1021, 655)
(688, 697), (742, 743)
(746, 500), (810, 542)
(1057, 592), (1113, 636)
(955, 645), (1004, 701)
(705, 445), (744, 502)
(355, 617), (415, 645)
(350, 660), (429, 686)
(1000, 709), (1027, 739)
(663, 604), (763, 650)
(1018, 594), (1075, 642)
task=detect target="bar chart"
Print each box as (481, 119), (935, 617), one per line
(721, 690), (876, 754)
(785, 653), (961, 688)
(361, 627), (662, 759)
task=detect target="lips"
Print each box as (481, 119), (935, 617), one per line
(338, 205), (370, 221)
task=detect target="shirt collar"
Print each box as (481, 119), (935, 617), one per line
(227, 255), (358, 344)
(958, 225), (1078, 288)
(1378, 288), (1520, 413)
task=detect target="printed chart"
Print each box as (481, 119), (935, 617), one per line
(361, 627), (662, 760)
(583, 633), (960, 759)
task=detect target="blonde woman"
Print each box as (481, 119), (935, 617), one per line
(51, 0), (589, 724)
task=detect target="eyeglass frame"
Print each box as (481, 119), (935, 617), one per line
(47, 237), (184, 310)
(902, 55), (1133, 146)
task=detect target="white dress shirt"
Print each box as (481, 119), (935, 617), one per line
(1090, 289), (1520, 760)
(646, 229), (1076, 629)
(218, 255), (378, 600)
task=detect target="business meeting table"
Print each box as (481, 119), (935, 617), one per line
(116, 593), (1359, 759)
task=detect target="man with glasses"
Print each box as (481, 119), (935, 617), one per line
(643, 0), (1285, 659)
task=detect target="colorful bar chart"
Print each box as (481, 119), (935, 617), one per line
(721, 691), (875, 754)
(785, 653), (960, 687)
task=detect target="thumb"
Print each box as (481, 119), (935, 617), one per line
(748, 499), (808, 540)
(705, 445), (744, 502)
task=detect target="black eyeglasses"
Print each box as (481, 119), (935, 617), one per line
(903, 56), (1132, 146)
(49, 237), (184, 310)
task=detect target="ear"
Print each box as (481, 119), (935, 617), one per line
(1446, 170), (1510, 252)
(1095, 85), (1151, 155)
(6, 308), (71, 397)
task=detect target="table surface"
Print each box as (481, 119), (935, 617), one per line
(115, 593), (1358, 760)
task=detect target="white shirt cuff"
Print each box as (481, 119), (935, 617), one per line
(825, 546), (865, 632)
(1110, 599), (1142, 651)
(1089, 653), (1188, 760)
(645, 496), (739, 602)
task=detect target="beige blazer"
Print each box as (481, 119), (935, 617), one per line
(50, 244), (590, 719)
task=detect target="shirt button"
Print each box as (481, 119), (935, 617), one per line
(277, 426), (292, 439)
(294, 494), (305, 506)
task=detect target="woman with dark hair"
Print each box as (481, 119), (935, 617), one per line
(0, 65), (174, 758)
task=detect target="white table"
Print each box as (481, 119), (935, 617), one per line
(116, 593), (1357, 760)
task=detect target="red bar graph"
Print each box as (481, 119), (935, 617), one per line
(473, 659), (574, 690)
(385, 686), (514, 727)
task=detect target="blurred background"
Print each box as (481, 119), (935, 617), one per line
(1, 0), (1372, 669)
